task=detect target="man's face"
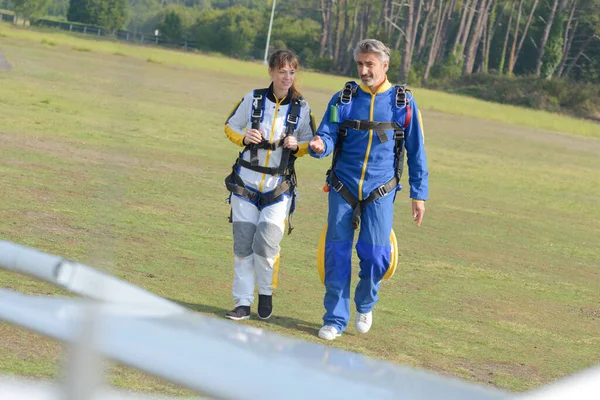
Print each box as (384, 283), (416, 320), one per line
(356, 52), (389, 88)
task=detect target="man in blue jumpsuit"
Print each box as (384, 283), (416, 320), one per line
(309, 39), (428, 340)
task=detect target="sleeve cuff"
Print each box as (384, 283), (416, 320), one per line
(295, 142), (309, 157)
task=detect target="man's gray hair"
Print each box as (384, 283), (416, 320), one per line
(353, 39), (391, 62)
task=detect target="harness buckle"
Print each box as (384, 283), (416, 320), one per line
(376, 185), (387, 198)
(394, 130), (404, 140)
(340, 83), (354, 105)
(286, 113), (298, 125)
(396, 86), (407, 107)
(246, 190), (259, 203)
(252, 108), (263, 120)
(333, 180), (344, 193)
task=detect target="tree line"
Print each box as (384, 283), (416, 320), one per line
(3, 0), (599, 118)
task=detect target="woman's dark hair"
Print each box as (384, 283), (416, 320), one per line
(268, 49), (301, 99)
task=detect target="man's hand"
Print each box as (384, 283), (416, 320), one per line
(309, 136), (325, 154)
(283, 136), (298, 151)
(243, 129), (263, 145)
(412, 201), (425, 227)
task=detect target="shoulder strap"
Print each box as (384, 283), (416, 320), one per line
(395, 85), (412, 129)
(246, 88), (268, 166)
(250, 88), (268, 129)
(284, 97), (303, 136)
(324, 82), (359, 183)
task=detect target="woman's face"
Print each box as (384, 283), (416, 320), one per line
(269, 62), (296, 95)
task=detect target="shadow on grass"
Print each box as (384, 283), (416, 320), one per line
(170, 299), (324, 337)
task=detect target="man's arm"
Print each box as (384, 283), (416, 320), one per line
(308, 94), (341, 158)
(404, 96), (429, 226)
(404, 96), (429, 201)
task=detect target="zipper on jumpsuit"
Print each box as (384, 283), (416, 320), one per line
(357, 92), (377, 201)
(258, 96), (285, 192)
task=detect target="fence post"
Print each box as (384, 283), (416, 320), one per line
(140, 35), (144, 43)
(97, 29), (101, 36)
(126, 32), (129, 41)
(83, 26), (87, 34)
(69, 24), (72, 32)
(184, 41), (188, 50)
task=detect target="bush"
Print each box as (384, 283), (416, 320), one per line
(432, 73), (600, 119)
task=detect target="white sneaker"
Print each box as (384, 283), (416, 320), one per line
(318, 325), (341, 340)
(355, 311), (372, 333)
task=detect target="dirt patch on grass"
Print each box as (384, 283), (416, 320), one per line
(0, 51), (12, 71)
(0, 132), (136, 168)
(0, 323), (63, 362)
(0, 132), (203, 174)
(569, 306), (600, 320)
(454, 360), (540, 387)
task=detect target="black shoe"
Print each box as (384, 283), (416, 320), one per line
(258, 294), (273, 320)
(225, 306), (251, 320)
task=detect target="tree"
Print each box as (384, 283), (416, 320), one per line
(67, 0), (127, 31)
(463, 0), (495, 74)
(88, 0), (127, 31)
(498, 0), (516, 74)
(67, 0), (89, 23)
(507, 0), (540, 75)
(11, 0), (51, 23)
(534, 0), (568, 76)
(158, 10), (183, 42)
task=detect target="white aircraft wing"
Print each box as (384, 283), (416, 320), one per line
(1, 240), (598, 400)
(0, 289), (511, 400)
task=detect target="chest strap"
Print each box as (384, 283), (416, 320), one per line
(246, 96), (302, 170)
(339, 120), (401, 144)
(330, 170), (397, 230)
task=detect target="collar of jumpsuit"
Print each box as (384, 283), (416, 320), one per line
(266, 83), (294, 105)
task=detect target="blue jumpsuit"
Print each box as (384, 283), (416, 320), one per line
(309, 79), (428, 333)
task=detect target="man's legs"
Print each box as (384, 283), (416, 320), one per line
(354, 193), (395, 315)
(322, 190), (354, 333)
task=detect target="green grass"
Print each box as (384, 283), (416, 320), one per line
(0, 23), (599, 395)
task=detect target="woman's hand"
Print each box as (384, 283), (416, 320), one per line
(283, 136), (298, 151)
(243, 129), (264, 145)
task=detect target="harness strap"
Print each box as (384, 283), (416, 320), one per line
(340, 120), (401, 144)
(225, 169), (296, 234)
(249, 89), (268, 166)
(225, 93), (303, 235)
(330, 170), (397, 230)
(339, 120), (400, 131)
(327, 84), (410, 196)
(225, 172), (294, 208)
(278, 98), (302, 175)
(237, 158), (293, 175)
(243, 138), (284, 165)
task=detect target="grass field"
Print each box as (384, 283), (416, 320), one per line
(0, 23), (599, 396)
